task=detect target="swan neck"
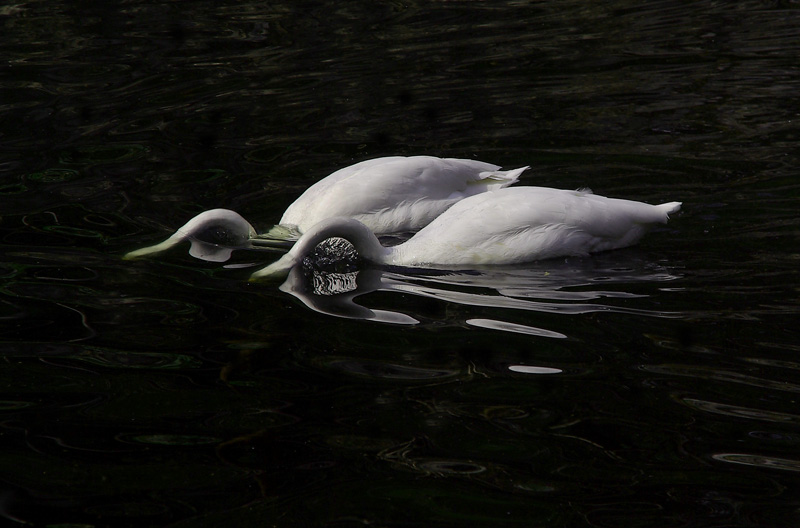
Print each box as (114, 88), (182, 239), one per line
(292, 218), (390, 264)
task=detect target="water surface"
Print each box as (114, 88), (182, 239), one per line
(2, 1), (800, 526)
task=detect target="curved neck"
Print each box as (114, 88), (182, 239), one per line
(290, 217), (391, 264)
(252, 217), (395, 280)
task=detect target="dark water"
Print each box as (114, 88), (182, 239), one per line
(2, 1), (800, 526)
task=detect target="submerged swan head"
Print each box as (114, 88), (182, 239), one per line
(125, 208), (257, 263)
(251, 217), (389, 280)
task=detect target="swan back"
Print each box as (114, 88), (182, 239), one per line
(253, 186), (681, 277)
(279, 156), (527, 234)
(389, 187), (681, 266)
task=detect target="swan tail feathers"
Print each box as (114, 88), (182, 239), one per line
(656, 201), (682, 222)
(477, 166), (529, 189)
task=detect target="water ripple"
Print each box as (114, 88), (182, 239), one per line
(467, 319), (567, 339)
(277, 256), (684, 336)
(507, 365), (564, 375)
(66, 348), (201, 370)
(712, 453), (800, 473)
(317, 358), (461, 382)
(678, 397), (800, 424)
(642, 364), (800, 394)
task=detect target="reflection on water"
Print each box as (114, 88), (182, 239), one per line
(279, 254), (683, 334)
(712, 453), (800, 473)
(281, 266), (419, 325)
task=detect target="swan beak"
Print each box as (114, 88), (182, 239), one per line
(124, 233), (237, 263)
(123, 236), (181, 260)
(249, 254), (297, 281)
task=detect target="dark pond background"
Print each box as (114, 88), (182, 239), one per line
(2, 1), (800, 526)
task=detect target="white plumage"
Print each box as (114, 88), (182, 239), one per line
(252, 187), (681, 278)
(277, 155), (526, 236)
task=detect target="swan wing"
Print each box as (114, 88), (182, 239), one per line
(280, 156), (526, 234)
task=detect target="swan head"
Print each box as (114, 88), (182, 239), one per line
(251, 217), (389, 281)
(124, 208), (257, 263)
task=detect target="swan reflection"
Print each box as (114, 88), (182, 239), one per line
(280, 266), (419, 325)
(278, 254), (683, 335)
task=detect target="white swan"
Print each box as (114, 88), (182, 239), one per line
(275, 155), (527, 237)
(251, 187), (681, 279)
(125, 156), (526, 261)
